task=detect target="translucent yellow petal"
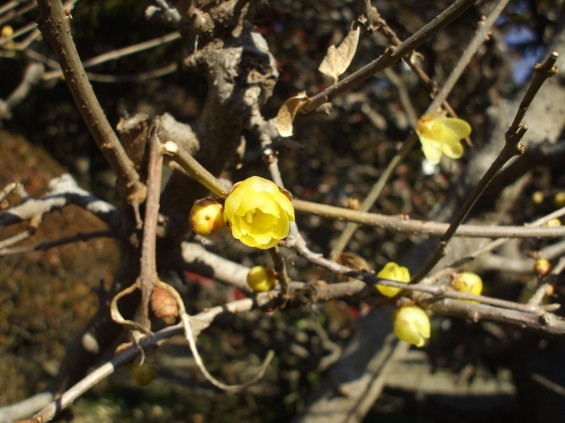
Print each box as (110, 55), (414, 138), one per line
(235, 192), (276, 217)
(376, 285), (402, 297)
(376, 262), (410, 298)
(224, 185), (246, 221)
(240, 214), (255, 234)
(434, 117), (471, 138)
(398, 266), (410, 282)
(239, 233), (261, 248)
(441, 135), (464, 159)
(270, 213), (290, 239)
(273, 190), (295, 221)
(394, 306), (430, 347)
(243, 233), (279, 249)
(250, 210), (278, 231)
(240, 176), (279, 195)
(419, 136), (443, 165)
(224, 176), (295, 249)
(230, 215), (245, 239)
(248, 230), (274, 245)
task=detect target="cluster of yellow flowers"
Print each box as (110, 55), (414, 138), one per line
(189, 176), (295, 294)
(189, 176), (486, 349)
(189, 176), (295, 250)
(375, 262), (484, 347)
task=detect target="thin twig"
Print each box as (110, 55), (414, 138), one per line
(0, 227), (34, 250)
(0, 230), (114, 256)
(161, 140), (228, 197)
(20, 295), (264, 422)
(82, 63), (178, 83)
(41, 32), (181, 80)
(425, 0), (511, 114)
(331, 0), (509, 257)
(293, 199), (565, 239)
(412, 52), (559, 282)
(531, 373), (565, 397)
(0, 174), (121, 231)
(301, 0), (478, 114)
(0, 181), (20, 204)
(36, 0), (146, 204)
(139, 122), (164, 329)
(0, 62), (44, 120)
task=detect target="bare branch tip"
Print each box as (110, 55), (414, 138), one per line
(163, 140), (179, 154)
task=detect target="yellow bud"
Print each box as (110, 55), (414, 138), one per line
(131, 362), (159, 387)
(531, 191), (544, 204)
(554, 192), (565, 208)
(1, 25), (15, 50)
(534, 259), (552, 278)
(375, 262), (410, 298)
(247, 266), (277, 292)
(546, 218), (561, 227)
(1, 25), (14, 37)
(394, 305), (430, 348)
(452, 272), (483, 296)
(189, 198), (224, 236)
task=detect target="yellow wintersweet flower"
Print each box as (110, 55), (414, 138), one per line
(394, 305), (431, 348)
(1, 25), (15, 50)
(375, 262), (410, 297)
(223, 176), (295, 249)
(416, 114), (471, 165)
(247, 266), (277, 292)
(452, 272), (483, 296)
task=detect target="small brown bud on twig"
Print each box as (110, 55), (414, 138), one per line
(151, 285), (180, 325)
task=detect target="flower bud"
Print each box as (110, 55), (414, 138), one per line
(189, 198), (224, 236)
(394, 305), (430, 348)
(131, 362), (159, 387)
(531, 191), (544, 204)
(131, 348), (158, 386)
(247, 266), (277, 292)
(375, 262), (410, 298)
(151, 285), (179, 325)
(534, 259), (552, 278)
(546, 218), (561, 227)
(452, 272), (483, 296)
(554, 192), (565, 208)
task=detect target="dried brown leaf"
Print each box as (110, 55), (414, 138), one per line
(275, 92), (308, 137)
(318, 26), (360, 83)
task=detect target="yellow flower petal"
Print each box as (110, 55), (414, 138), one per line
(416, 115), (471, 164)
(375, 262), (411, 298)
(394, 306), (430, 347)
(435, 117), (471, 138)
(442, 134), (464, 159)
(419, 136), (443, 165)
(223, 176), (295, 249)
(247, 266), (277, 292)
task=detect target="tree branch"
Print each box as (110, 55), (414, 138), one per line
(36, 0), (146, 204)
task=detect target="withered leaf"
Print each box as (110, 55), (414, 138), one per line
(318, 26), (360, 84)
(275, 92), (308, 137)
